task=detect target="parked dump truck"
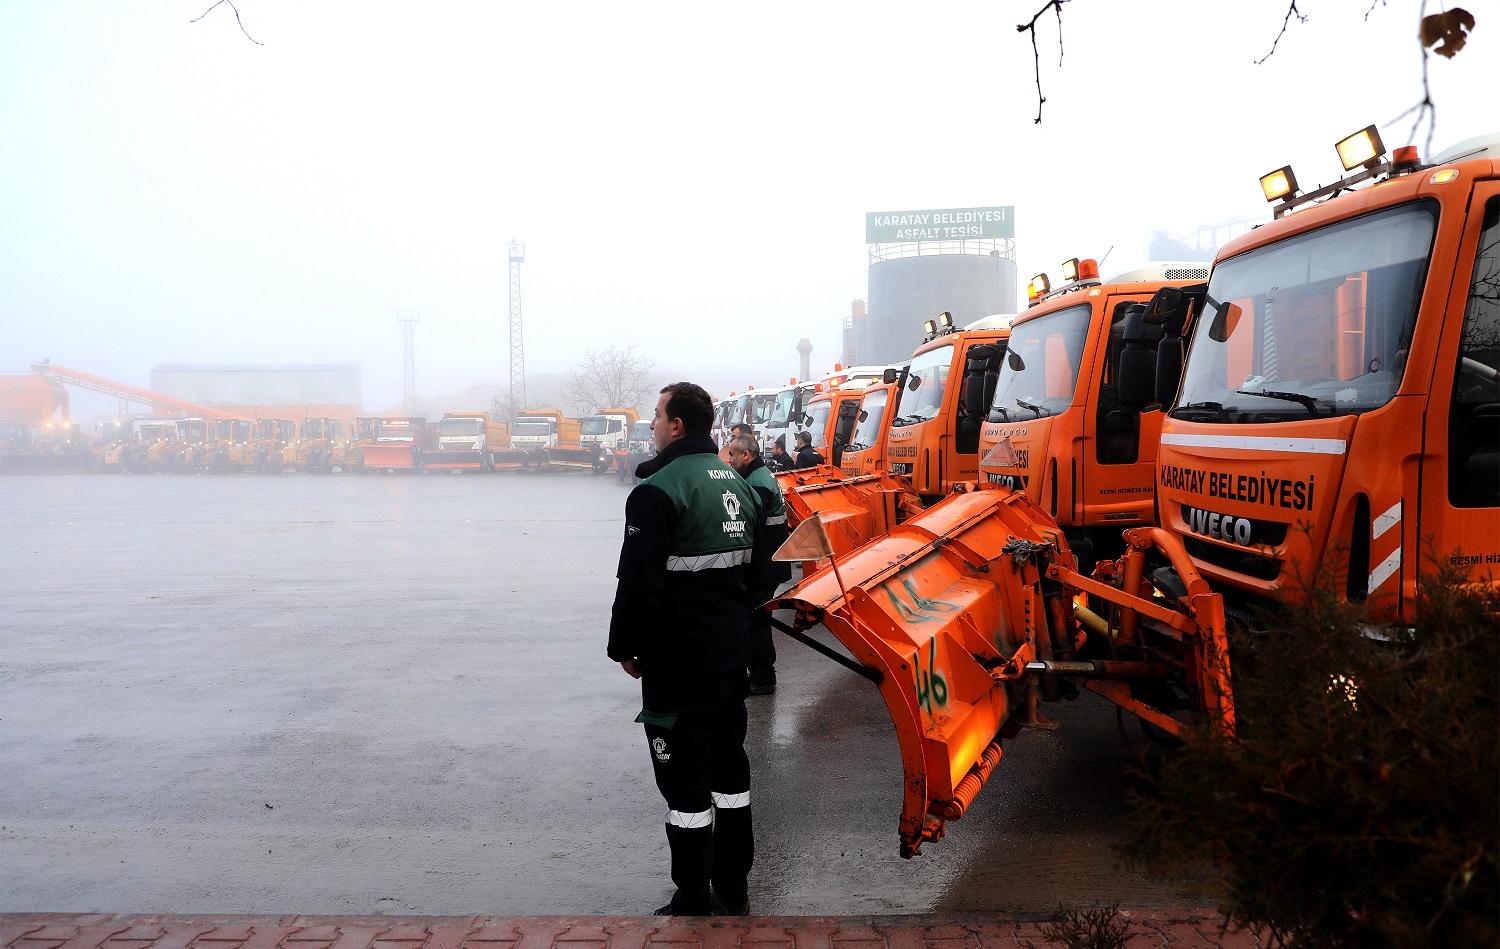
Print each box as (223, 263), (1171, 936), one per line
(555, 407), (639, 473)
(1141, 130), (1500, 621)
(425, 412), (509, 472)
(496, 409), (580, 470)
(977, 261), (1208, 567)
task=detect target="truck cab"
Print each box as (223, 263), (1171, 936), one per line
(886, 314), (1010, 503)
(978, 262), (1208, 564)
(838, 372), (904, 477)
(577, 407), (640, 473)
(1143, 129), (1499, 620)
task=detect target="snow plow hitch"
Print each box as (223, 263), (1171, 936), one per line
(769, 486), (1235, 857)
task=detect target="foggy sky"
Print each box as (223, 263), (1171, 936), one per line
(2, 1), (1493, 417)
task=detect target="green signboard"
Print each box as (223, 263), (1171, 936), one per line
(865, 206), (1014, 243)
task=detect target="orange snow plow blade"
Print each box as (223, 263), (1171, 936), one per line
(769, 486), (1234, 857)
(776, 471), (924, 564)
(774, 464), (846, 491)
(360, 443), (418, 470)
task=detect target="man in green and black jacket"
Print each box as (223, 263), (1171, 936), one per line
(608, 382), (761, 916)
(720, 433), (791, 694)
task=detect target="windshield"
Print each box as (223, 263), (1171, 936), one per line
(513, 420), (553, 435)
(895, 344), (953, 424)
(990, 304), (1091, 420)
(1174, 201), (1438, 424)
(630, 421), (653, 440)
(751, 393), (775, 425)
(849, 388), (889, 450)
(439, 418), (482, 436)
(805, 400), (832, 444)
(769, 388), (797, 427)
(580, 417), (610, 436)
(300, 420), (322, 439)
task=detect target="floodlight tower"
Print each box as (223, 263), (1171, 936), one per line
(508, 239), (527, 412)
(397, 310), (419, 417)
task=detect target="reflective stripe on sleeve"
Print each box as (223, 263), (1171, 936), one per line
(711, 791), (750, 809)
(666, 808), (714, 828)
(765, 514), (787, 526)
(665, 549), (752, 572)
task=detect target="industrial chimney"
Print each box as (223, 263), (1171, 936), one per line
(796, 338), (813, 381)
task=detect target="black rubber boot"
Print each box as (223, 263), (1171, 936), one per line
(662, 823), (714, 915)
(710, 803), (752, 914)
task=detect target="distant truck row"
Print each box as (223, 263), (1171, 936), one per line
(1, 408), (656, 476)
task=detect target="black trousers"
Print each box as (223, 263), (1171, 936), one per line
(642, 695), (753, 913)
(747, 584), (777, 686)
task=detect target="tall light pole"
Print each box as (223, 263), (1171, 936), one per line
(508, 239), (526, 412)
(397, 310), (419, 417)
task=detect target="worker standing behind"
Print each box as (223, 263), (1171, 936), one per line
(792, 430), (825, 469)
(720, 434), (790, 695)
(608, 382), (761, 916)
(767, 437), (793, 472)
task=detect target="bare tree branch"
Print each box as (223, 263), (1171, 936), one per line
(1364, 0), (1386, 22)
(1255, 1), (1308, 64)
(1015, 0), (1069, 125)
(1389, 0), (1436, 156)
(190, 0), (263, 46)
(568, 345), (657, 416)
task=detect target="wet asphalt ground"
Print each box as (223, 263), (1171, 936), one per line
(0, 473), (1215, 916)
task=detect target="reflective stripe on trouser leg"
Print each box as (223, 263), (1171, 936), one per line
(711, 791), (750, 809)
(667, 808), (714, 828)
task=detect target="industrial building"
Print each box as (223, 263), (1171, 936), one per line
(853, 206), (1018, 365)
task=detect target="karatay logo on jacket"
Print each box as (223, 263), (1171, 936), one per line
(721, 490), (747, 535)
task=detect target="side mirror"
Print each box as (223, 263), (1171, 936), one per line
(1208, 300), (1243, 343)
(882, 367), (898, 385)
(908, 376), (923, 392)
(857, 409), (868, 422)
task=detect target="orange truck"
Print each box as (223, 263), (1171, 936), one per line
(497, 409), (582, 470)
(359, 417), (427, 472)
(885, 313), (1011, 504)
(1137, 128), (1499, 621)
(837, 372), (905, 477)
(426, 412), (509, 472)
(554, 407), (640, 473)
(977, 261), (1208, 566)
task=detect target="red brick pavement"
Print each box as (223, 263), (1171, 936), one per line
(0, 914), (1264, 949)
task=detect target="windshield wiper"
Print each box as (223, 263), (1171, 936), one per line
(991, 405), (1010, 422)
(1236, 389), (1322, 417)
(1175, 401), (1232, 422)
(1015, 398), (1046, 419)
